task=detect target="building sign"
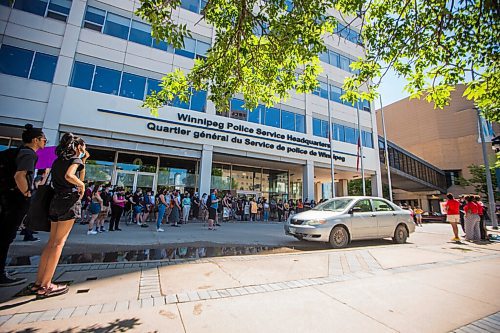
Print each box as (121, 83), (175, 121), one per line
(144, 112), (347, 163)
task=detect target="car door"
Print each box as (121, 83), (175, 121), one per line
(371, 199), (397, 238)
(349, 199), (378, 239)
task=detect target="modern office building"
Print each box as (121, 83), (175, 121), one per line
(0, 0), (382, 201)
(376, 85), (499, 207)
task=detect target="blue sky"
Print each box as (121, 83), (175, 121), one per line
(374, 68), (409, 110)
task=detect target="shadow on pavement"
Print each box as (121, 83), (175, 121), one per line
(5, 318), (142, 333)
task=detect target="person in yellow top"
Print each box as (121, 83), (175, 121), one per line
(250, 198), (258, 222)
(414, 207), (424, 226)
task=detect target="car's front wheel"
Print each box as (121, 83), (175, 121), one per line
(329, 226), (349, 249)
(392, 224), (408, 244)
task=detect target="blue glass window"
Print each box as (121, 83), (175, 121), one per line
(319, 51), (329, 63)
(181, 0), (199, 13)
(264, 107), (280, 128)
(230, 98), (247, 120)
(319, 81), (329, 99)
(29, 53), (57, 82)
(129, 20), (152, 47)
(172, 92), (189, 109)
(333, 123), (345, 141)
(281, 111), (295, 131)
(322, 120), (329, 138)
(344, 126), (356, 144)
(0, 45), (33, 78)
(313, 118), (323, 137)
(152, 38), (171, 52)
(120, 72), (146, 100)
(84, 6), (105, 31)
(85, 6), (105, 25)
(14, 0), (48, 16)
(103, 13), (130, 40)
(362, 99), (370, 112)
(147, 78), (161, 94)
(295, 114), (305, 133)
(92, 66), (120, 95)
(175, 37), (196, 59)
(329, 50), (339, 67)
(330, 85), (342, 104)
(195, 41), (210, 58)
(69, 61), (94, 89)
(339, 55), (350, 72)
(247, 106), (262, 124)
(190, 89), (207, 112)
(48, 0), (71, 15)
(363, 131), (373, 148)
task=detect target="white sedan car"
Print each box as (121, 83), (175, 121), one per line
(284, 196), (415, 248)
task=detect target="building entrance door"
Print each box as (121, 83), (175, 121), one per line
(236, 190), (262, 200)
(115, 171), (156, 192)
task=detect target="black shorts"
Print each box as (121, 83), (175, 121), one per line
(49, 192), (82, 222)
(208, 207), (217, 220)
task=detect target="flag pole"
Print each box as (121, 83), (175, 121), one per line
(356, 101), (366, 196)
(379, 96), (393, 201)
(326, 74), (336, 198)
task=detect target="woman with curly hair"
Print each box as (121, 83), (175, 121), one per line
(33, 133), (89, 298)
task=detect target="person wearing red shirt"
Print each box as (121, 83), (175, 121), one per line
(444, 193), (461, 242)
(474, 195), (487, 240)
(463, 195), (481, 241)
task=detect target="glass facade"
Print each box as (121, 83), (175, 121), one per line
(4, 0), (72, 22)
(82, 6), (210, 59)
(84, 148), (115, 182)
(313, 119), (373, 148)
(228, 99), (305, 133)
(69, 61), (207, 110)
(157, 157), (197, 190)
(378, 137), (447, 190)
(0, 44), (58, 83)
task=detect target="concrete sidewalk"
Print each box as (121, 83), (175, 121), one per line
(1, 224), (500, 332)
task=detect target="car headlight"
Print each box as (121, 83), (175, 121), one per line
(303, 219), (327, 226)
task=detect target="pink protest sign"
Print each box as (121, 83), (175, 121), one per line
(36, 146), (57, 169)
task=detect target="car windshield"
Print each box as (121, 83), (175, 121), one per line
(312, 198), (353, 212)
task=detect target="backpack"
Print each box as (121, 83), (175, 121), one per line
(206, 194), (212, 207)
(0, 147), (22, 192)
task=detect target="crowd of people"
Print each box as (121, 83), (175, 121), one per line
(76, 185), (323, 233)
(399, 193), (490, 242)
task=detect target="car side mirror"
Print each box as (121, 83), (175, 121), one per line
(349, 207), (362, 214)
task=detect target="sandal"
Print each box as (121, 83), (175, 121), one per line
(36, 284), (69, 299)
(29, 283), (41, 294)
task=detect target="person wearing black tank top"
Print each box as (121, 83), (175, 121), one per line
(33, 133), (89, 298)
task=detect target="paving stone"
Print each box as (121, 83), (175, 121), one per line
(38, 308), (61, 322)
(55, 307), (76, 320)
(100, 302), (117, 314)
(235, 287), (249, 295)
(177, 293), (190, 303)
(226, 288), (241, 297)
(71, 305), (90, 317)
(218, 289), (231, 297)
(187, 292), (201, 301)
(86, 304), (104, 315)
(115, 301), (130, 312)
(20, 311), (44, 324)
(208, 290), (221, 299)
(261, 284), (274, 292)
(198, 290), (211, 300)
(141, 298), (154, 308)
(473, 321), (499, 332)
(0, 315), (12, 326)
(128, 299), (142, 310)
(4, 313), (28, 325)
(153, 296), (166, 306)
(267, 283), (283, 291)
(244, 286), (259, 294)
(166, 294), (178, 304)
